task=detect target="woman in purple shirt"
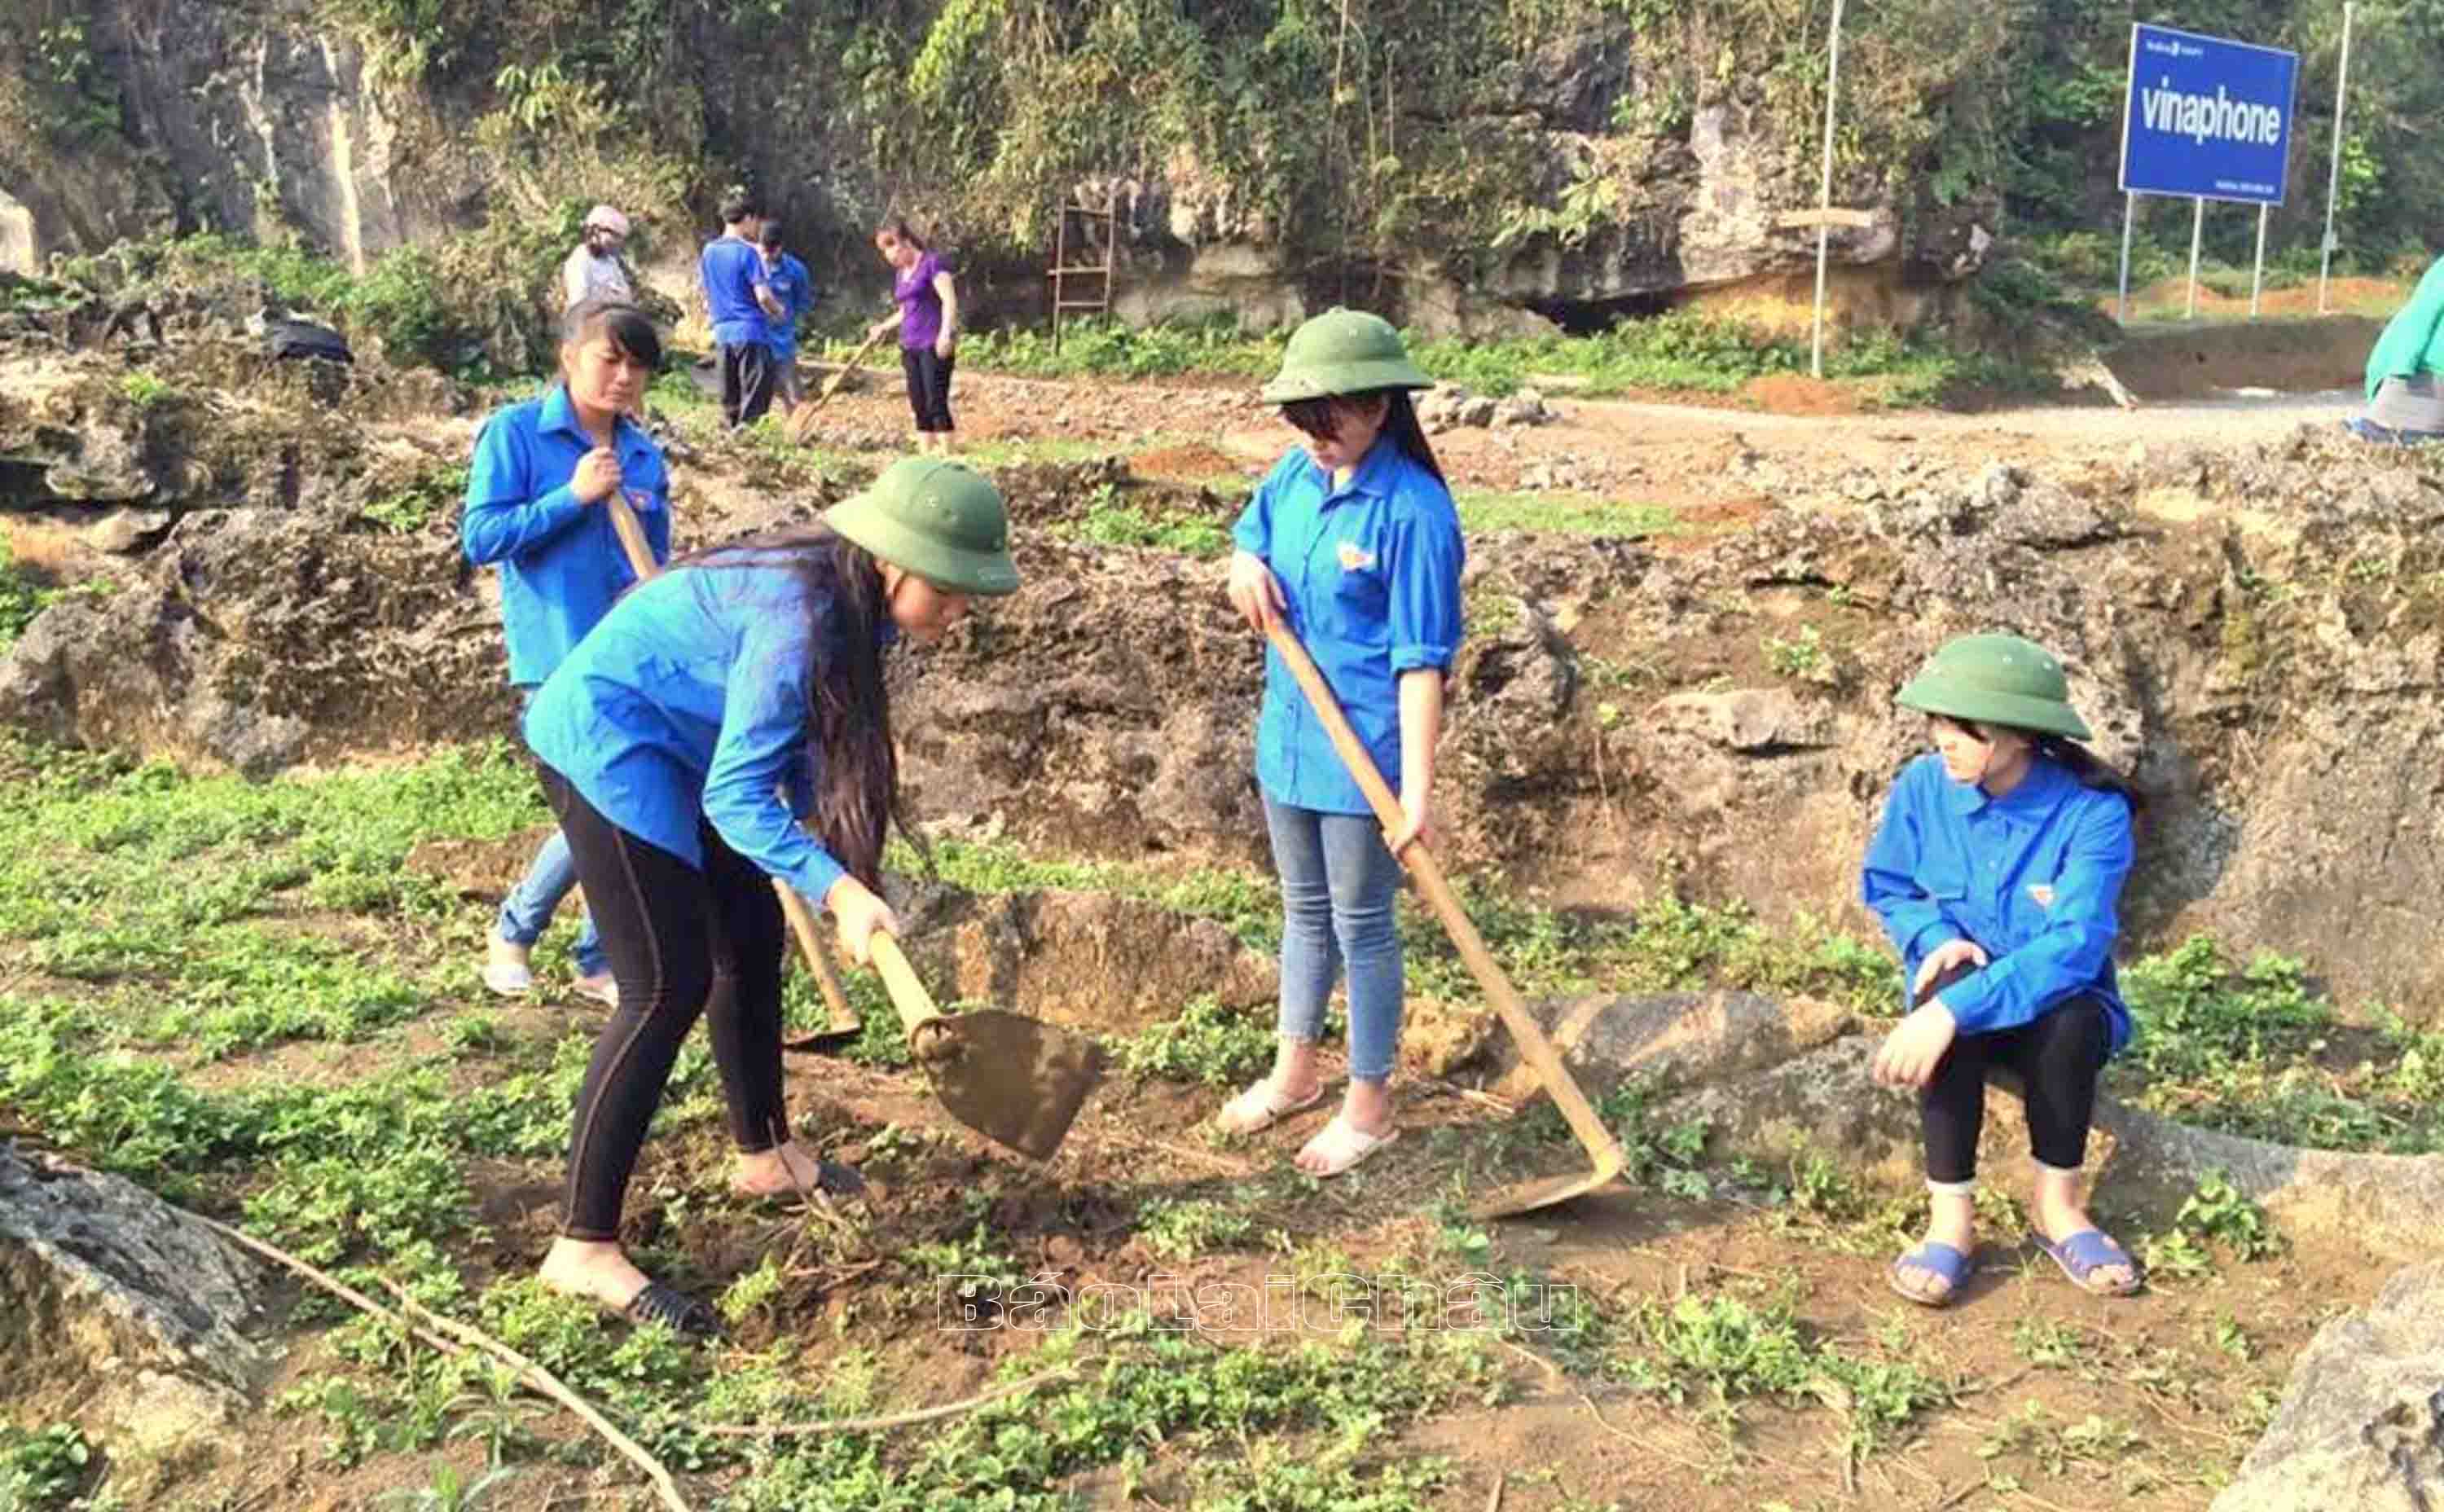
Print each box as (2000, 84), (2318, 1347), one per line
(866, 219), (960, 455)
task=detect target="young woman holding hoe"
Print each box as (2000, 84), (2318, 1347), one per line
(521, 456), (1021, 1335)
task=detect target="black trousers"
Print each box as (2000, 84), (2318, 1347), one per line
(720, 340), (777, 429)
(541, 765), (789, 1242)
(902, 345), (956, 432)
(1918, 960), (2110, 1183)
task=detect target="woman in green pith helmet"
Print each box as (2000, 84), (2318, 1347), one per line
(1861, 633), (2146, 1308)
(521, 456), (1021, 1336)
(1215, 309), (1466, 1177)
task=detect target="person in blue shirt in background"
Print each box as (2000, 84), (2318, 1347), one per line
(462, 297), (673, 1009)
(1862, 634), (2145, 1308)
(698, 187), (784, 430)
(1215, 309), (1465, 1179)
(521, 457), (1021, 1337)
(758, 220), (815, 417)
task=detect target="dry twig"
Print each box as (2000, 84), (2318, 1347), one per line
(701, 1364), (1083, 1437)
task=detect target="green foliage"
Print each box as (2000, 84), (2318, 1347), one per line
(2170, 1171), (2284, 1262)
(1135, 1198), (1255, 1260)
(1106, 995), (1277, 1087)
(1070, 499), (1233, 557)
(0, 540), (64, 652)
(0, 1425), (95, 1510)
(1615, 1292), (1949, 1453)
(360, 464), (470, 536)
(118, 371), (172, 407)
(2109, 934), (2444, 1154)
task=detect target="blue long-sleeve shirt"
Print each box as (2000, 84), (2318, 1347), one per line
(763, 252), (813, 360)
(1230, 437), (1466, 815)
(460, 385), (670, 688)
(524, 563), (877, 906)
(1861, 752), (2134, 1056)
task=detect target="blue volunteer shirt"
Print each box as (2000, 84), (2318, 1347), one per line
(524, 564), (886, 907)
(1231, 437), (1466, 815)
(1861, 752), (2136, 1055)
(460, 385), (671, 688)
(763, 252), (813, 359)
(701, 235), (771, 348)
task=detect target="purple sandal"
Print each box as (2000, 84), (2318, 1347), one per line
(1888, 1241), (1971, 1308)
(2040, 1229), (2143, 1297)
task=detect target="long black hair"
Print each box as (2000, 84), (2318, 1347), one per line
(1279, 388), (1445, 484)
(1937, 716), (2146, 827)
(661, 522), (912, 889)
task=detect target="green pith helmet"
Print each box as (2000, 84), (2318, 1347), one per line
(1259, 307), (1434, 405)
(823, 457), (1021, 597)
(1895, 633), (2093, 741)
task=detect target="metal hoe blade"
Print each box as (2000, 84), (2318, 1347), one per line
(914, 1012), (1106, 1161)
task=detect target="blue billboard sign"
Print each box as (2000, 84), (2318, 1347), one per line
(2119, 23), (2301, 205)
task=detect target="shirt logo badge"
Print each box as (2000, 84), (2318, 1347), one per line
(2027, 884), (2056, 909)
(1337, 542), (1377, 572)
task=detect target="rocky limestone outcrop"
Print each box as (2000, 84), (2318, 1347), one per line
(2209, 1260), (2444, 1512)
(0, 1145), (277, 1497)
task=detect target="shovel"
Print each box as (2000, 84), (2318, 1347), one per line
(1262, 620), (1628, 1219)
(866, 932), (1104, 1160)
(604, 488), (864, 1047)
(784, 328), (889, 446)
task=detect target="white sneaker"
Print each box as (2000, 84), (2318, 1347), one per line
(484, 934), (534, 996)
(571, 972), (619, 1009)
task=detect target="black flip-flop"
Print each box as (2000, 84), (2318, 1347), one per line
(738, 1157), (868, 1205)
(624, 1281), (723, 1339)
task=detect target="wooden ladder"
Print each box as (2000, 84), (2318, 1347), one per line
(1048, 197), (1118, 354)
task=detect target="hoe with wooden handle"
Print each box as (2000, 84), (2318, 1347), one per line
(604, 488), (1104, 1156)
(1262, 619), (1627, 1219)
(783, 328), (890, 447)
(604, 488), (861, 1047)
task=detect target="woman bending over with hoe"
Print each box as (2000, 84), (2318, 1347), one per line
(1215, 309), (1466, 1178)
(463, 298), (673, 1008)
(1863, 634), (2145, 1308)
(522, 457), (1021, 1336)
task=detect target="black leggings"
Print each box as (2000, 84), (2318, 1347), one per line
(541, 765), (789, 1242)
(902, 345), (955, 432)
(1919, 960), (2109, 1183)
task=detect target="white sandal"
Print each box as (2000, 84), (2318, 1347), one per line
(1296, 1115), (1400, 1178)
(1215, 1079), (1325, 1136)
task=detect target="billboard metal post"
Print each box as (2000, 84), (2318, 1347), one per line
(2251, 201), (2269, 318)
(2318, 0), (2355, 314)
(2118, 193), (2137, 325)
(1809, 0), (1845, 380)
(2187, 196), (2204, 320)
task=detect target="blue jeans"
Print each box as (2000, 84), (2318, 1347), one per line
(1264, 794), (1404, 1082)
(497, 827), (606, 977)
(499, 688), (604, 977)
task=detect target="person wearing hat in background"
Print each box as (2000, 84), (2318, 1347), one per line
(520, 456), (1022, 1335)
(1215, 309), (1466, 1178)
(464, 297), (674, 1009)
(758, 220), (815, 416)
(564, 205), (636, 310)
(700, 189), (786, 431)
(1862, 633), (2147, 1308)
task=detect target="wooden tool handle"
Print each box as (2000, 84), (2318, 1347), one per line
(603, 488), (657, 582)
(1261, 620), (1625, 1167)
(774, 881), (859, 1028)
(866, 932), (945, 1036)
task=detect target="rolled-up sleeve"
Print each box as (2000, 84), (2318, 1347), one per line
(462, 413), (587, 566)
(1936, 794), (2134, 1035)
(1387, 500), (1465, 673)
(700, 622), (847, 907)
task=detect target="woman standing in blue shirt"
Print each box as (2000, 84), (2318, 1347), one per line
(1862, 634), (2144, 1306)
(522, 457), (1021, 1335)
(462, 298), (673, 1008)
(1216, 309), (1466, 1178)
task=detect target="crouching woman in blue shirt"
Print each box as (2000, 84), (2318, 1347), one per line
(1862, 634), (2144, 1307)
(1215, 309), (1466, 1178)
(522, 458), (1020, 1335)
